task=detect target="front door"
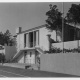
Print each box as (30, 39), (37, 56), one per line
(24, 50), (36, 64)
(29, 51), (35, 64)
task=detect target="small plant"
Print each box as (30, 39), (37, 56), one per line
(45, 47), (80, 53)
(37, 56), (40, 65)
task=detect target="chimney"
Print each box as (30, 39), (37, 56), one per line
(16, 27), (22, 34)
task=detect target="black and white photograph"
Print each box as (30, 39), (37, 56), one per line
(0, 1), (79, 78)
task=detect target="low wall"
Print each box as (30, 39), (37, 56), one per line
(40, 53), (80, 76)
(52, 40), (80, 49)
(5, 45), (17, 61)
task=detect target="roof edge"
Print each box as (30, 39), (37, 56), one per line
(17, 24), (46, 35)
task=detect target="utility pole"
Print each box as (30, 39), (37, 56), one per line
(62, 2), (64, 53)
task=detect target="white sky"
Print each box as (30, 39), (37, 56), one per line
(0, 1), (79, 36)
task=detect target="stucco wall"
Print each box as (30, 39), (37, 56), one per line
(17, 53), (24, 63)
(52, 40), (80, 49)
(16, 27), (58, 51)
(40, 53), (80, 76)
(17, 50), (35, 64)
(5, 45), (17, 61)
(17, 33), (24, 51)
(26, 50), (35, 64)
(39, 27), (56, 51)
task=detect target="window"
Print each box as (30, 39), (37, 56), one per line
(24, 34), (26, 47)
(29, 32), (33, 47)
(24, 33), (28, 47)
(34, 30), (39, 46)
(30, 52), (32, 57)
(34, 31), (36, 46)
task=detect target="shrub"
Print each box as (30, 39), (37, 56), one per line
(45, 47), (80, 53)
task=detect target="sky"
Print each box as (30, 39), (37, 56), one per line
(0, 2), (79, 36)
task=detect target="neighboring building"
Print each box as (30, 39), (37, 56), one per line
(12, 24), (80, 65)
(63, 24), (80, 42)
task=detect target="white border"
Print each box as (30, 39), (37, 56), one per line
(0, 0), (80, 2)
(0, 1), (79, 80)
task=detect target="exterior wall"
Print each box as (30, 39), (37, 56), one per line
(16, 26), (80, 51)
(17, 50), (36, 64)
(16, 26), (58, 51)
(57, 30), (62, 42)
(5, 45), (17, 61)
(17, 53), (24, 63)
(63, 24), (80, 41)
(40, 53), (80, 76)
(16, 33), (24, 51)
(26, 50), (35, 64)
(16, 28), (40, 51)
(52, 40), (80, 49)
(39, 27), (56, 51)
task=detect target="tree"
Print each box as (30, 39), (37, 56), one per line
(65, 4), (80, 52)
(3, 30), (14, 46)
(45, 4), (62, 41)
(0, 32), (4, 45)
(0, 53), (5, 63)
(66, 4), (80, 40)
(0, 30), (15, 46)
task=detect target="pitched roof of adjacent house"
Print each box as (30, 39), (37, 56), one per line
(66, 23), (80, 29)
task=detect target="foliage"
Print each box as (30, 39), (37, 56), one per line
(0, 30), (15, 46)
(45, 4), (62, 31)
(46, 4), (80, 30)
(45, 47), (62, 53)
(37, 56), (40, 64)
(45, 47), (80, 53)
(66, 4), (80, 40)
(0, 32), (4, 45)
(0, 53), (5, 63)
(66, 4), (80, 25)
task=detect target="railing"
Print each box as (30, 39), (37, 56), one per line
(29, 42), (33, 48)
(17, 41), (38, 50)
(28, 41), (37, 48)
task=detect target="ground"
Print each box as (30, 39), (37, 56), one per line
(0, 65), (79, 77)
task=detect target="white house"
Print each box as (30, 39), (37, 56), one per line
(12, 25), (58, 65)
(12, 24), (80, 66)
